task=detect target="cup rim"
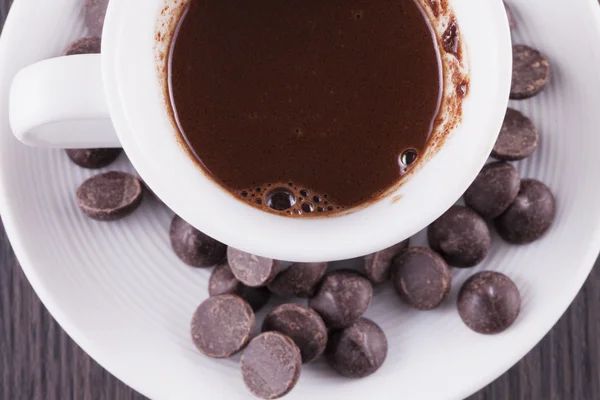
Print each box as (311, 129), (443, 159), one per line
(102, 0), (512, 262)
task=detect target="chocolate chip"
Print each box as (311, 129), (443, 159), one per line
(209, 263), (271, 311)
(391, 248), (452, 310)
(138, 176), (158, 199)
(494, 179), (556, 244)
(63, 36), (101, 55)
(267, 262), (328, 298)
(84, 0), (109, 37)
(65, 148), (122, 169)
(262, 304), (328, 363)
(464, 162), (521, 219)
(504, 2), (516, 30)
(227, 247), (281, 287)
(170, 215), (227, 268)
(510, 44), (551, 100)
(191, 294), (255, 358)
(326, 318), (387, 378)
(308, 270), (372, 329)
(76, 171), (143, 221)
(363, 239), (409, 284)
(458, 271), (521, 334)
(428, 206), (491, 268)
(492, 108), (538, 161)
(241, 331), (302, 399)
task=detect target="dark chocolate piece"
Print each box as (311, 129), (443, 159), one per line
(494, 179), (556, 244)
(458, 271), (521, 334)
(428, 206), (491, 268)
(76, 171), (143, 221)
(241, 332), (302, 399)
(492, 108), (538, 161)
(209, 263), (271, 311)
(262, 304), (327, 363)
(191, 294), (255, 358)
(510, 44), (551, 100)
(267, 262), (328, 298)
(170, 215), (227, 268)
(363, 239), (409, 284)
(326, 318), (387, 378)
(391, 248), (452, 310)
(227, 247), (280, 287)
(464, 162), (520, 219)
(138, 176), (158, 199)
(504, 2), (516, 30)
(308, 270), (372, 329)
(63, 36), (101, 55)
(84, 0), (109, 37)
(65, 148), (121, 169)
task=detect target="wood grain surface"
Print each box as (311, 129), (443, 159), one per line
(0, 1), (599, 399)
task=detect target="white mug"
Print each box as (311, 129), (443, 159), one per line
(8, 0), (512, 262)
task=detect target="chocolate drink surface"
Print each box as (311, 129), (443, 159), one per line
(169, 0), (442, 216)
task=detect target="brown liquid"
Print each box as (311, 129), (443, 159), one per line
(169, 0), (442, 215)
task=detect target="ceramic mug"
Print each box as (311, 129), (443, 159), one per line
(8, 0), (511, 262)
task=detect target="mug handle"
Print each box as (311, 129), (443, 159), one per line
(9, 54), (120, 148)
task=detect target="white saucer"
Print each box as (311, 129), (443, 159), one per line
(1, 0), (600, 399)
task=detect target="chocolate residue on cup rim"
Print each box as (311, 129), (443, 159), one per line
(425, 0), (448, 18)
(442, 19), (461, 58)
(383, 0), (469, 208)
(153, 0), (469, 217)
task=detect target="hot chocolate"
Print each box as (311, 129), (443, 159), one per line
(168, 0), (442, 216)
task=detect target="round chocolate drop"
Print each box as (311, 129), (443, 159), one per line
(227, 247), (280, 287)
(76, 171), (143, 221)
(63, 36), (101, 55)
(267, 262), (328, 298)
(84, 0), (109, 37)
(510, 44), (551, 100)
(504, 2), (516, 30)
(391, 248), (452, 310)
(492, 108), (538, 161)
(494, 179), (556, 244)
(263, 304), (328, 363)
(326, 318), (388, 378)
(464, 162), (520, 219)
(363, 239), (409, 284)
(66, 148), (122, 169)
(241, 332), (302, 399)
(191, 294), (255, 358)
(428, 206), (491, 268)
(170, 215), (227, 268)
(209, 263), (271, 311)
(308, 270), (372, 329)
(458, 271), (521, 334)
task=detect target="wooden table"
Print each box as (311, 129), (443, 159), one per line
(1, 1), (599, 399)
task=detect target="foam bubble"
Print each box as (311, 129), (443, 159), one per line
(302, 203), (314, 213)
(236, 182), (344, 217)
(400, 148), (418, 166)
(266, 188), (296, 211)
